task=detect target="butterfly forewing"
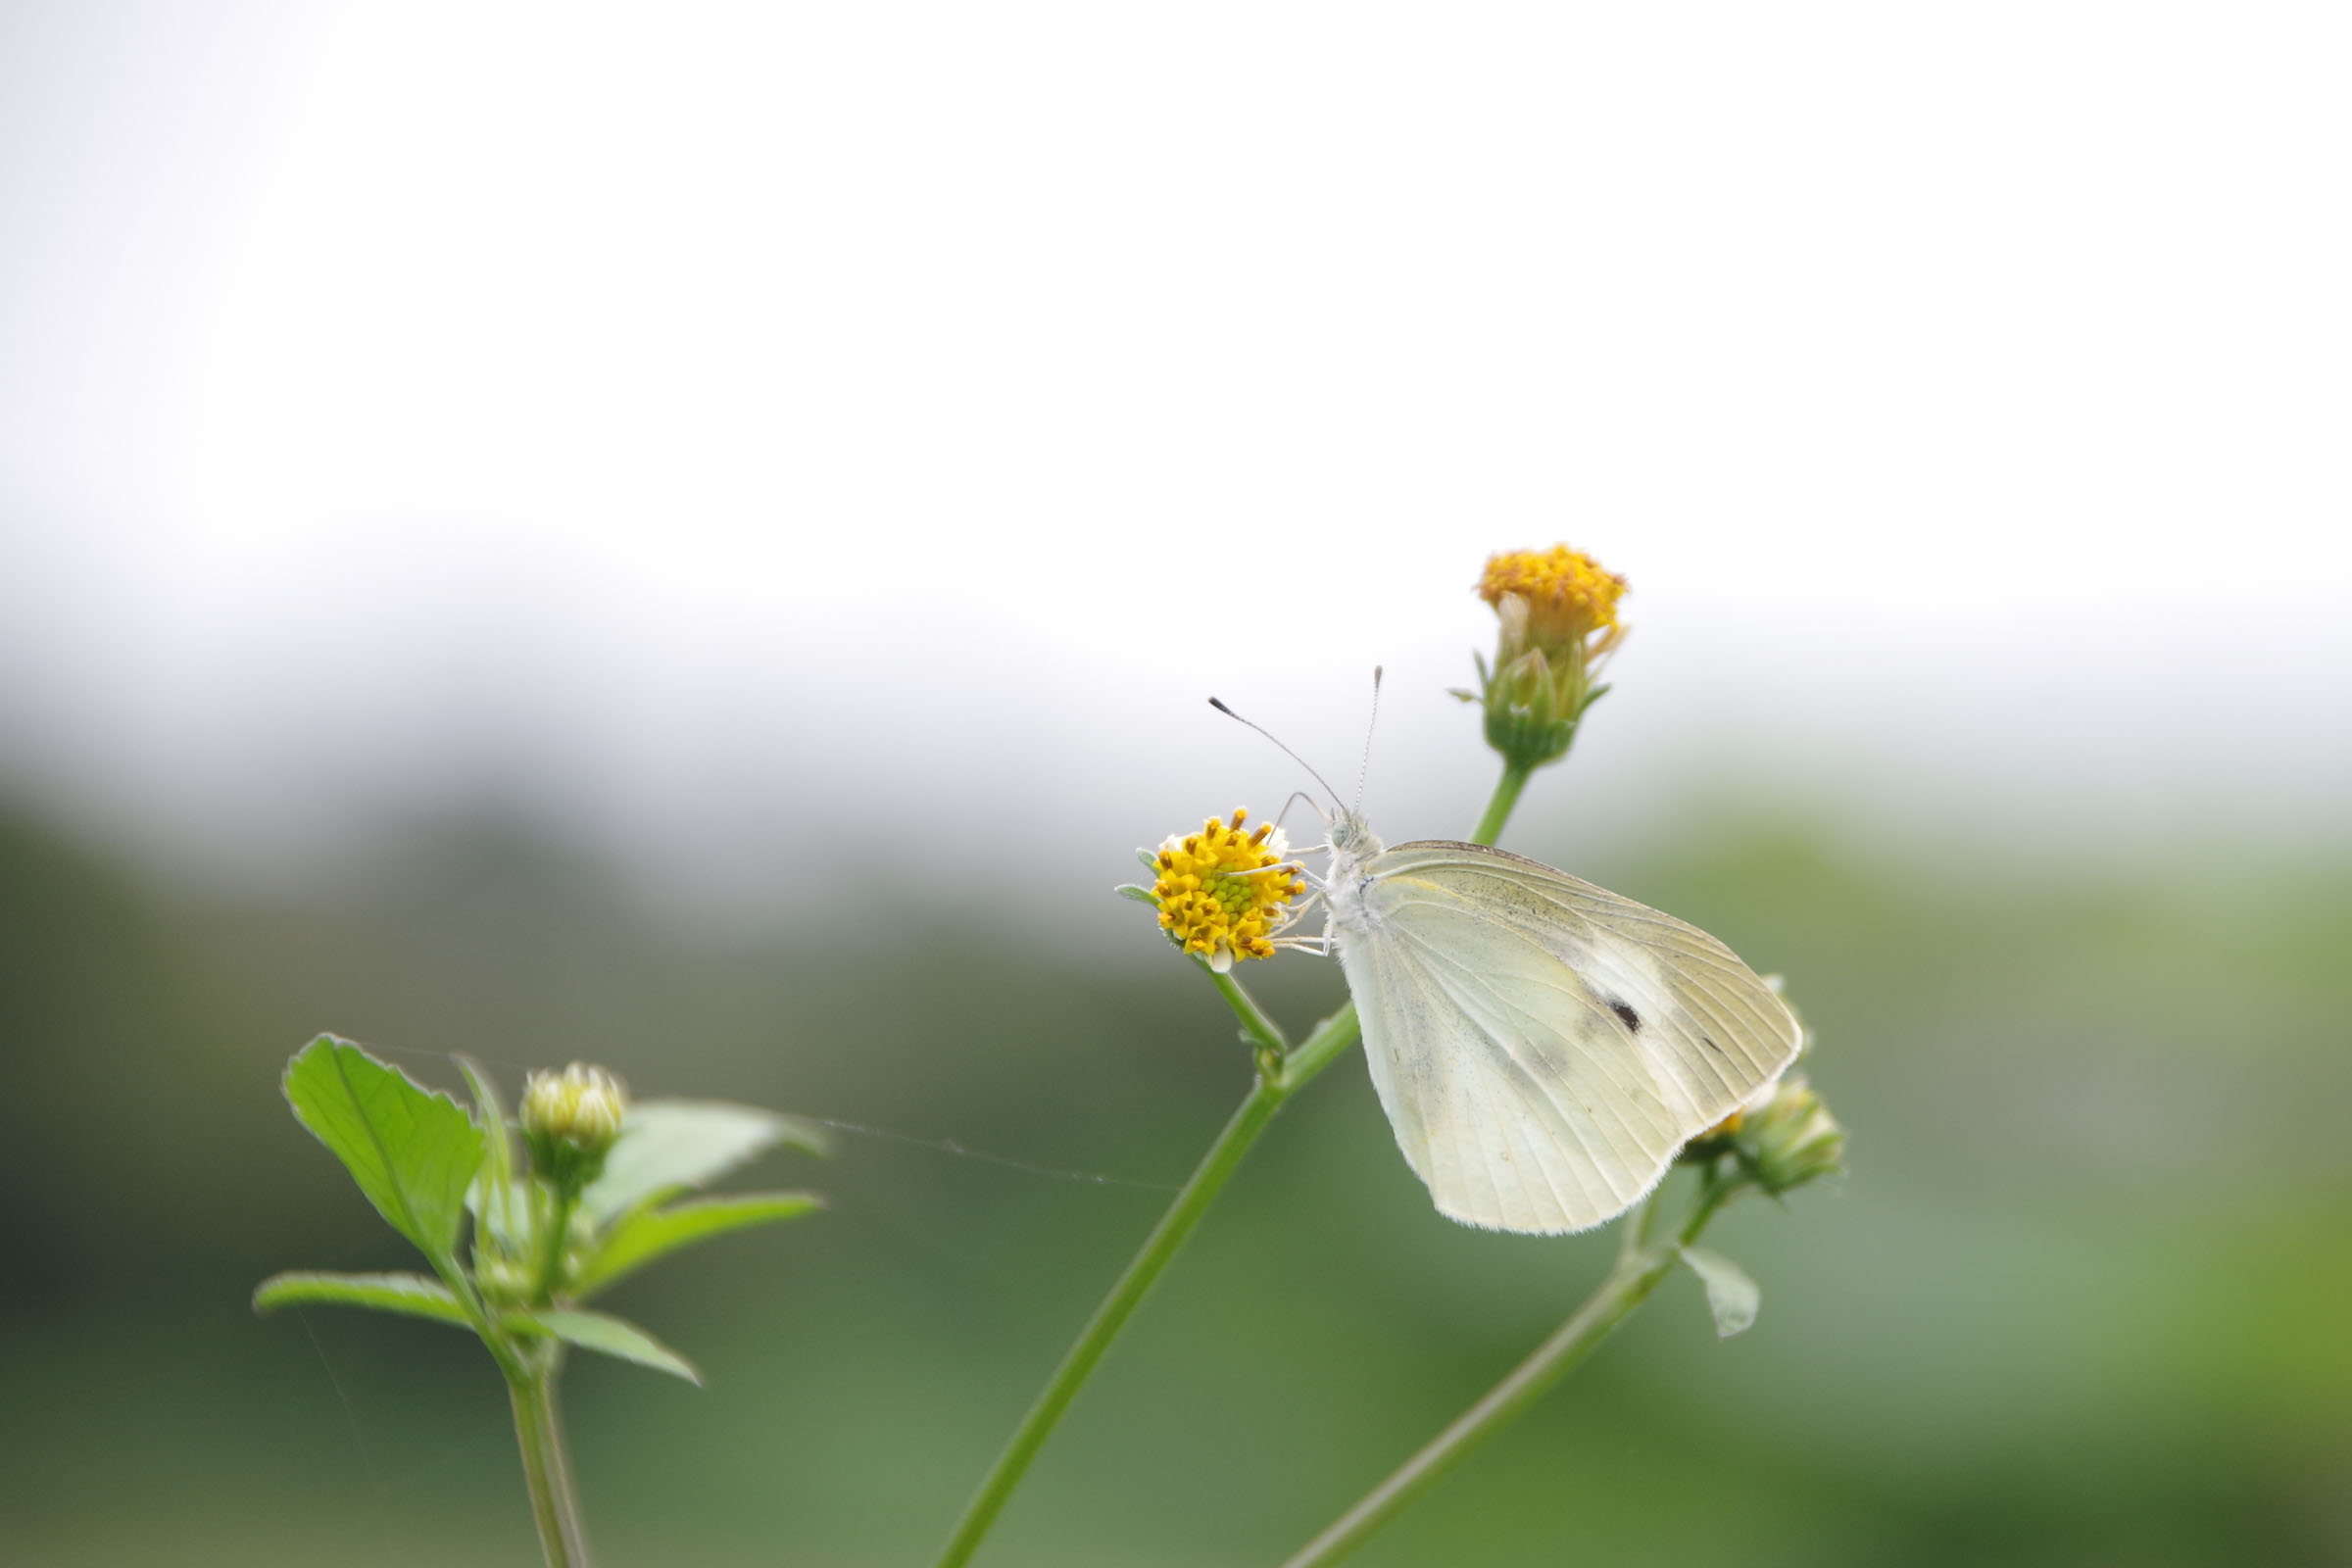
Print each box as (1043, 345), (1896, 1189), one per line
(1335, 840), (1801, 1235)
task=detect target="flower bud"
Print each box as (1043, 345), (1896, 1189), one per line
(521, 1062), (628, 1194)
(1457, 546), (1628, 772)
(1745, 1073), (1845, 1195)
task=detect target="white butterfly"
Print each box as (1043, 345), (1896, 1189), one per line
(1316, 807), (1800, 1235)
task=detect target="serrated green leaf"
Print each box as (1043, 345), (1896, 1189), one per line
(578, 1101), (826, 1228)
(1680, 1245), (1760, 1339)
(576, 1192), (822, 1298)
(253, 1270), (471, 1328)
(283, 1038), (485, 1263)
(527, 1308), (701, 1384)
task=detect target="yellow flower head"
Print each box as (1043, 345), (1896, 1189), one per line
(1459, 545), (1629, 772)
(1477, 545), (1627, 652)
(1149, 808), (1305, 972)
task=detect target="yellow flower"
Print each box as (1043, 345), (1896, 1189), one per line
(1459, 545), (1630, 772)
(1148, 808), (1305, 972)
(1477, 545), (1627, 655)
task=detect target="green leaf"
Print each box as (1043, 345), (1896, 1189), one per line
(578, 1101), (826, 1228)
(253, 1270), (471, 1328)
(283, 1037), (486, 1263)
(527, 1308), (702, 1384)
(576, 1192), (823, 1298)
(1113, 883), (1157, 905)
(1680, 1245), (1760, 1339)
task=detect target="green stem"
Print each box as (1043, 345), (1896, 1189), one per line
(933, 1076), (1290, 1568)
(1467, 760), (1533, 848)
(1276, 1003), (1359, 1094)
(510, 1360), (593, 1568)
(1278, 1178), (1736, 1568)
(1207, 965), (1290, 1056)
(535, 1181), (577, 1304)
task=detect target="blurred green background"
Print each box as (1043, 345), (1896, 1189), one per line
(4, 775), (2346, 1568)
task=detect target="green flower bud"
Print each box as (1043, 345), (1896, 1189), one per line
(1746, 1073), (1845, 1195)
(521, 1063), (628, 1195)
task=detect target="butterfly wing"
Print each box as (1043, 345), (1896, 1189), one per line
(1335, 840), (1800, 1234)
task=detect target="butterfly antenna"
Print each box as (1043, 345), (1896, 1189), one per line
(1206, 697), (1344, 806)
(1353, 665), (1383, 813)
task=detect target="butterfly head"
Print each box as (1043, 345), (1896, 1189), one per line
(1325, 806), (1385, 876)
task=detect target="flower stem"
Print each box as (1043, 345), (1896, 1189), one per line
(1207, 965), (1290, 1056)
(1275, 1003), (1358, 1094)
(509, 1360), (593, 1568)
(1468, 759), (1533, 848)
(1277, 1178), (1735, 1568)
(933, 1077), (1289, 1568)
(535, 1186), (577, 1304)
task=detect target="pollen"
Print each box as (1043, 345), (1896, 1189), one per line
(1478, 546), (1627, 646)
(1149, 808), (1306, 972)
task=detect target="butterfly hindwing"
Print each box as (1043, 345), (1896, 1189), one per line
(1336, 840), (1800, 1234)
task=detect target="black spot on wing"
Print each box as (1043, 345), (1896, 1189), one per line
(1607, 999), (1642, 1033)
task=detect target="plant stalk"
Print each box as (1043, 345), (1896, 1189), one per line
(535, 1186), (577, 1304)
(933, 1074), (1287, 1567)
(510, 1361), (592, 1568)
(1467, 759), (1533, 848)
(1277, 1178), (1734, 1568)
(1208, 965), (1291, 1056)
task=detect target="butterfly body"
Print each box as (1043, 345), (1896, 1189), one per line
(1321, 808), (1799, 1234)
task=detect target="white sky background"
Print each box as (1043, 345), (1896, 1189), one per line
(1, 3), (2346, 919)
